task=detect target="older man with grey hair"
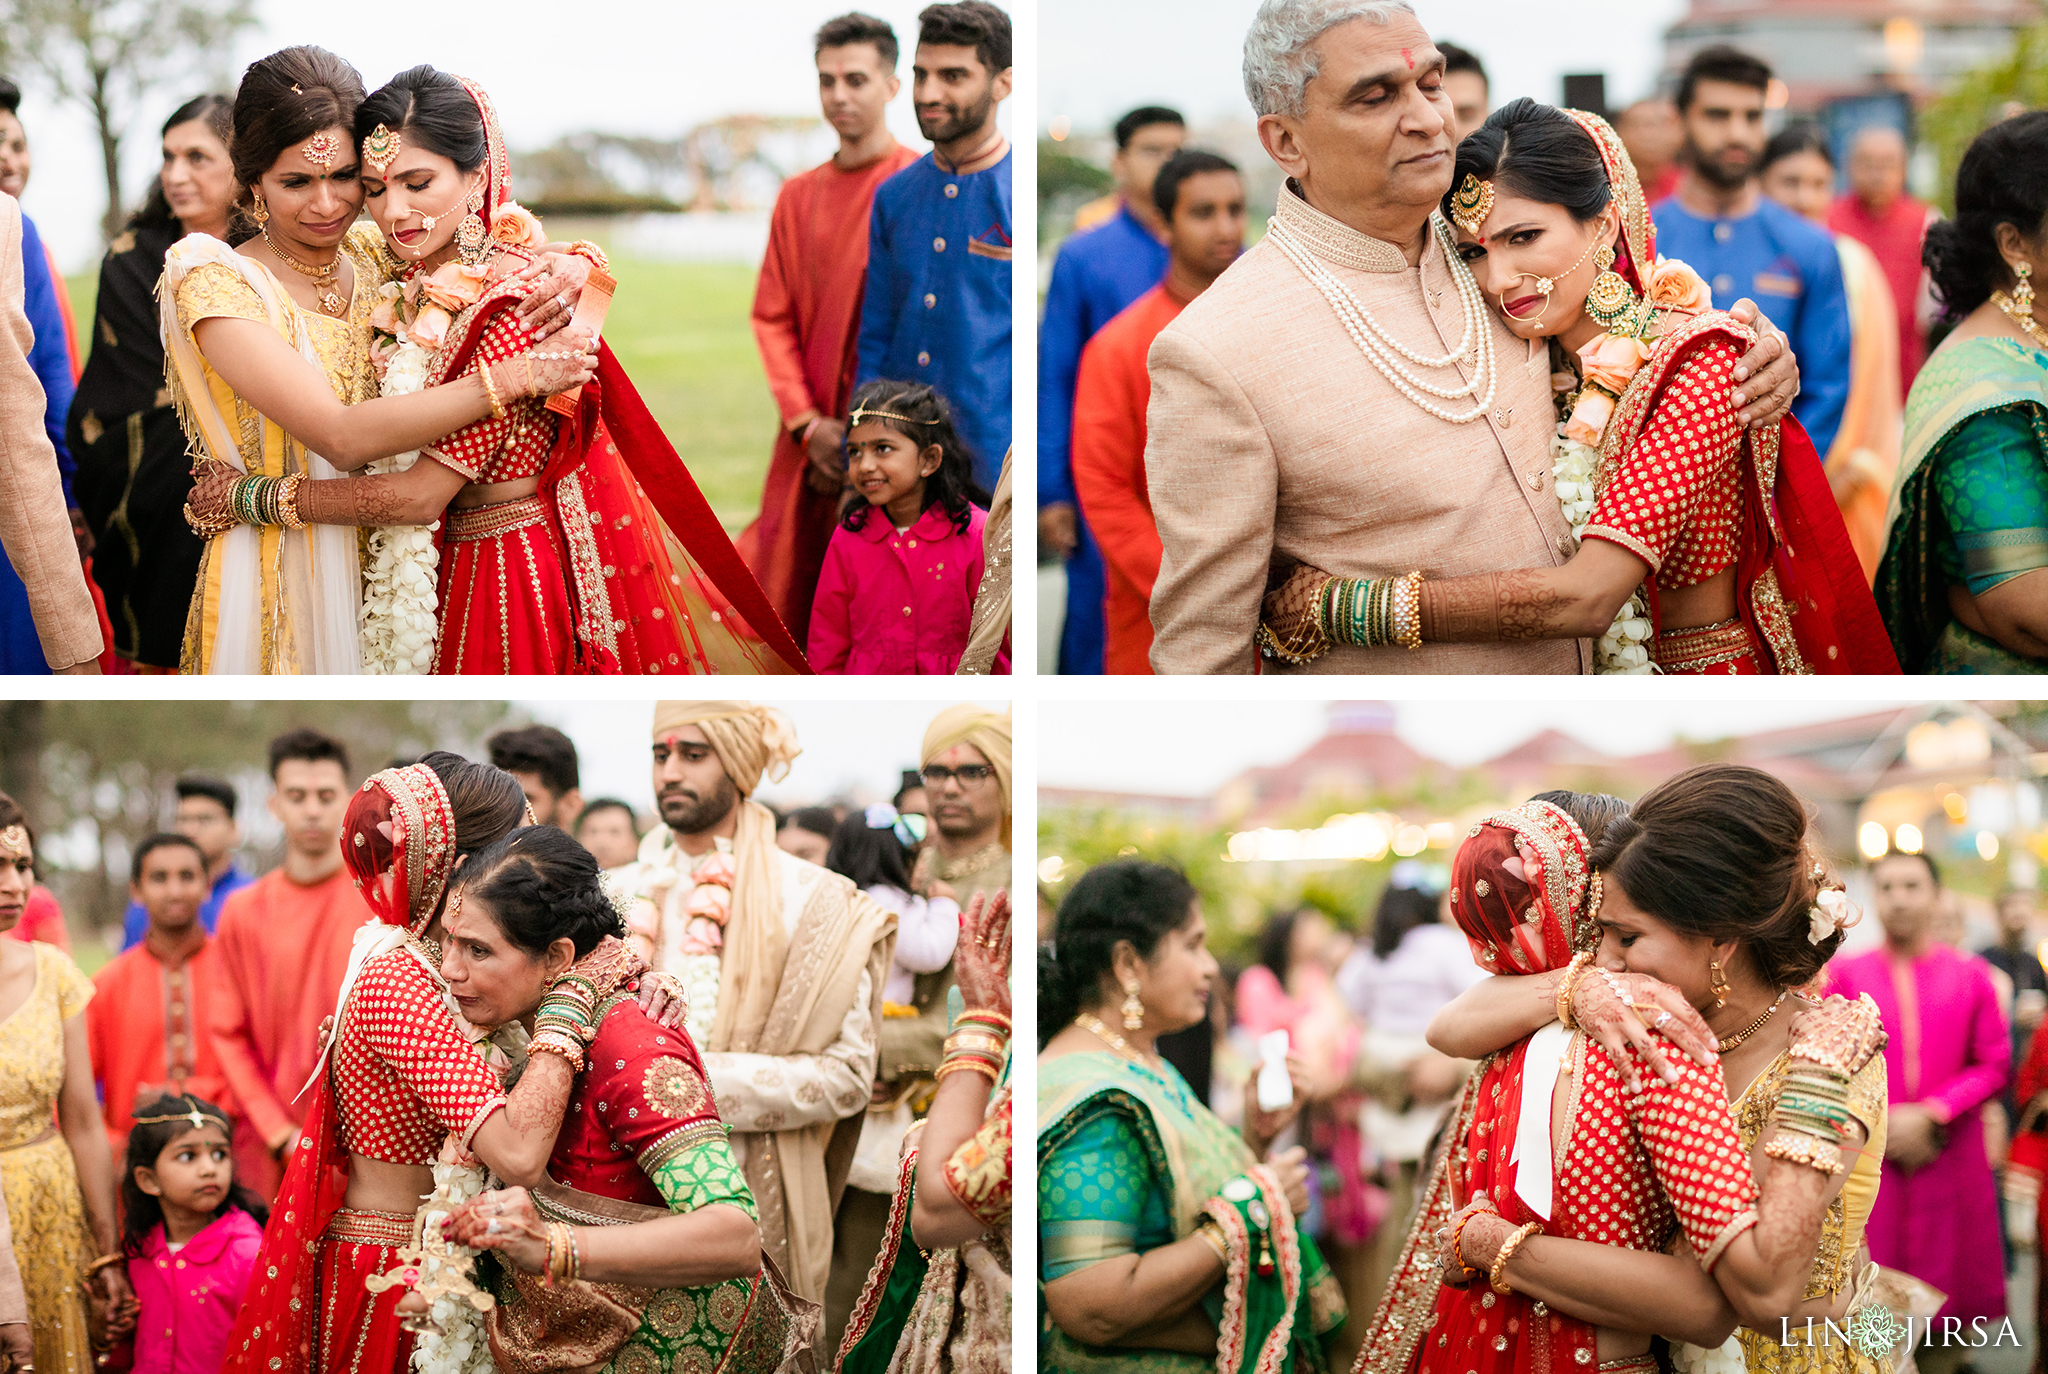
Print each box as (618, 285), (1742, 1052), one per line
(1141, 0), (1801, 674)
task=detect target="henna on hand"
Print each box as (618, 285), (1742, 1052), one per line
(294, 473), (424, 528)
(1750, 1153), (1832, 1269)
(506, 1048), (575, 1136)
(1420, 573), (1502, 641)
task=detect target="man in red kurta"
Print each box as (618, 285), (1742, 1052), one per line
(1828, 126), (1933, 393)
(736, 13), (920, 648)
(88, 833), (232, 1159)
(1072, 150), (1247, 673)
(208, 729), (367, 1198)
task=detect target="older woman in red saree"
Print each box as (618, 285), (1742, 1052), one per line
(222, 758), (670, 1374)
(1260, 104), (1895, 676)
(187, 67), (805, 675)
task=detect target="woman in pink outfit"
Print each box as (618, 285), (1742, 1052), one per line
(808, 380), (1005, 673)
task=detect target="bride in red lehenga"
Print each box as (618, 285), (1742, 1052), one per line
(189, 66), (806, 675)
(223, 757), (670, 1374)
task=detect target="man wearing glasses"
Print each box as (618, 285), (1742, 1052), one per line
(913, 703), (1011, 904)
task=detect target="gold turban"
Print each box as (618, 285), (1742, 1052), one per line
(921, 704), (1012, 847)
(651, 700), (800, 796)
(650, 700), (802, 1052)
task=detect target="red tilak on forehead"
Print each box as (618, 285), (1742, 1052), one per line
(1401, 48), (1414, 68)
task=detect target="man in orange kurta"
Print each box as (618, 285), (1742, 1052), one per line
(88, 834), (232, 1160)
(1072, 151), (1247, 673)
(736, 13), (920, 649)
(208, 729), (366, 1198)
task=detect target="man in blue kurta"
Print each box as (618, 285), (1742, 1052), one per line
(1039, 106), (1184, 675)
(1651, 47), (1849, 459)
(0, 81), (82, 673)
(856, 1), (1012, 493)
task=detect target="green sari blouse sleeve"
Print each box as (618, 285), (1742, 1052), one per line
(1930, 404), (2048, 595)
(647, 1132), (759, 1221)
(1038, 1102), (1174, 1283)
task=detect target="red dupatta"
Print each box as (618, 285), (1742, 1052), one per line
(417, 77), (806, 676)
(222, 765), (461, 1374)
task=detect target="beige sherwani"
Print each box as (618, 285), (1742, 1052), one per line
(0, 194), (97, 670)
(1145, 183), (1590, 674)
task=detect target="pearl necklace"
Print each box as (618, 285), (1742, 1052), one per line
(1266, 212), (1498, 424)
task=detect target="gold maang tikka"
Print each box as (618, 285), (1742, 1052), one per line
(1450, 174), (1493, 238)
(0, 824), (29, 860)
(301, 132), (340, 170)
(361, 124), (401, 177)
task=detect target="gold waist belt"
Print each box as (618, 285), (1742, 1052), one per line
(447, 494), (548, 543)
(1651, 617), (1755, 672)
(324, 1207), (415, 1247)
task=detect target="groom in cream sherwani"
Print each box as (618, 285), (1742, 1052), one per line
(1143, 0), (1801, 674)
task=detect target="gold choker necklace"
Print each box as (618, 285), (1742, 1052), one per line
(1716, 988), (1789, 1051)
(1076, 1012), (1152, 1065)
(930, 840), (1006, 883)
(262, 227), (346, 317)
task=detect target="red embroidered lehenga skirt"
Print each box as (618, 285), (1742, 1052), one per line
(317, 1209), (418, 1374)
(432, 496), (579, 673)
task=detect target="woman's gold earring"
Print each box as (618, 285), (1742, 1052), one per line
(1585, 242), (1641, 333)
(1708, 958), (1730, 1009)
(2015, 261), (2035, 319)
(457, 184), (488, 264)
(250, 191), (269, 227)
(1120, 981), (1145, 1030)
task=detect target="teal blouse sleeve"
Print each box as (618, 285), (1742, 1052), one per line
(1931, 404), (2048, 595)
(1038, 1104), (1175, 1283)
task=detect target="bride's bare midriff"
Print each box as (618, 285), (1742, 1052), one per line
(453, 476), (541, 509)
(345, 1155), (437, 1214)
(1653, 565), (1738, 633)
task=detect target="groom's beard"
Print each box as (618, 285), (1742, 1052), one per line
(659, 775), (740, 836)
(1685, 135), (1755, 192)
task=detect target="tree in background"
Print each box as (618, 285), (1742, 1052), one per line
(1, 0), (256, 239)
(0, 699), (511, 941)
(1921, 19), (2048, 214)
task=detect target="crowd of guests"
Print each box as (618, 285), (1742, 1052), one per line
(0, 3), (1011, 676)
(1038, 29), (2042, 675)
(1038, 772), (2026, 1373)
(735, 3), (1014, 675)
(0, 702), (1014, 1374)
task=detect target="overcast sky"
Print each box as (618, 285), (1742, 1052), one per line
(1039, 700), (1919, 796)
(520, 699), (1006, 811)
(15, 0), (1010, 272)
(1040, 0), (1686, 133)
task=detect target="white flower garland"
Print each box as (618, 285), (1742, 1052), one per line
(363, 283), (442, 674)
(409, 1147), (495, 1374)
(616, 838), (723, 1044)
(1670, 1336), (1746, 1374)
(1551, 435), (1653, 674)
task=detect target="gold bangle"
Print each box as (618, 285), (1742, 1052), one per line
(1396, 569), (1426, 650)
(1555, 951), (1595, 1031)
(569, 239), (610, 273)
(479, 363), (508, 419)
(81, 1253), (124, 1279)
(1192, 1217), (1229, 1265)
(1489, 1221), (1542, 1294)
(277, 472), (307, 531)
(935, 1057), (999, 1087)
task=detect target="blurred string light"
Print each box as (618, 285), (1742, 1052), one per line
(1978, 831), (2001, 860)
(1223, 812), (1457, 864)
(1038, 855), (1066, 884)
(1048, 116), (1071, 141)
(1858, 822), (1889, 861)
(1894, 823), (1924, 855)
(1904, 717), (1991, 770)
(1942, 792), (1968, 823)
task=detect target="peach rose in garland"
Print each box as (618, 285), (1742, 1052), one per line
(1578, 332), (1651, 396)
(489, 201), (547, 249)
(422, 260), (491, 310)
(1646, 257), (1713, 313)
(407, 303), (452, 350)
(1563, 388), (1616, 447)
(369, 295), (400, 334)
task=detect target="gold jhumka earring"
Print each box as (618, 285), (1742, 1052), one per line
(249, 190), (269, 227)
(1584, 241), (1641, 332)
(1708, 958), (1730, 1009)
(1120, 981), (1145, 1030)
(456, 183), (488, 264)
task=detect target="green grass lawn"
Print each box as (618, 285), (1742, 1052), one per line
(67, 252), (775, 534)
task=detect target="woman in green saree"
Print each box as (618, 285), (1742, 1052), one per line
(1877, 111), (2048, 671)
(1037, 860), (1345, 1374)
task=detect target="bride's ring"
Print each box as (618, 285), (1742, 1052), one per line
(487, 1218), (503, 1235)
(555, 294), (570, 314)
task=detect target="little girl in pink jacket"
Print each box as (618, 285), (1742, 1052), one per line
(809, 381), (1008, 674)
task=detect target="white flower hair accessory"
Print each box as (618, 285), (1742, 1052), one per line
(1808, 887), (1860, 946)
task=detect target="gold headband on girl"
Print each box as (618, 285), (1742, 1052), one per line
(849, 407), (933, 426)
